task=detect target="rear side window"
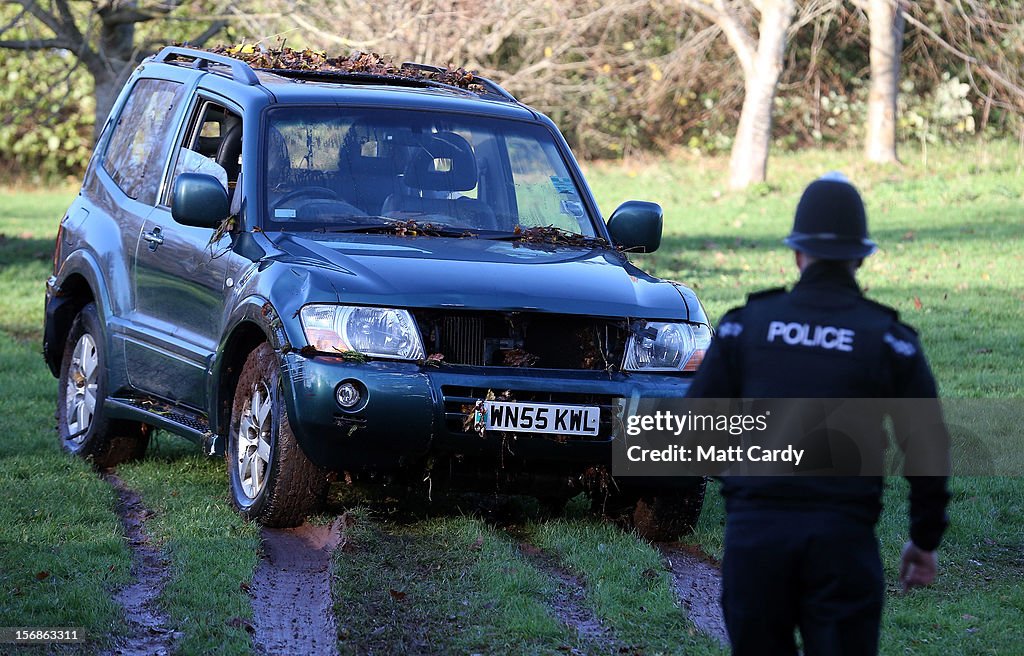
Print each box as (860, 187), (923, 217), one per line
(103, 79), (186, 205)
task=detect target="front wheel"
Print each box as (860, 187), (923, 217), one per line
(227, 342), (328, 527)
(57, 302), (149, 467)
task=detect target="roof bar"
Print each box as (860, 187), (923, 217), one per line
(153, 46), (260, 86)
(400, 61), (445, 75)
(474, 75), (517, 102)
(401, 61), (517, 102)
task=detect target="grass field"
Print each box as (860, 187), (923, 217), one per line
(0, 142), (1022, 655)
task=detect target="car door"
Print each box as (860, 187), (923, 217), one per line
(127, 96), (243, 410)
(92, 74), (191, 386)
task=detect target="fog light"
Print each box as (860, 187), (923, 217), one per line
(335, 381), (363, 409)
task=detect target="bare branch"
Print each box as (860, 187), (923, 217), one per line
(12, 0), (67, 39)
(99, 0), (186, 24)
(900, 4), (1024, 104)
(680, 0), (756, 73)
(0, 5), (29, 36)
(0, 37), (71, 49)
(185, 19), (227, 47)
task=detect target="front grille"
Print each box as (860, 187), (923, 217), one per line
(412, 310), (628, 370)
(442, 315), (485, 366)
(441, 385), (620, 441)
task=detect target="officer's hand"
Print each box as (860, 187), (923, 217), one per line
(900, 540), (938, 591)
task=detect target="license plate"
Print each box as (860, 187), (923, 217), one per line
(482, 401), (600, 436)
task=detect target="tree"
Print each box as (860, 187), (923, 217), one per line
(863, 0), (905, 163)
(680, 0), (796, 190)
(0, 1), (229, 139)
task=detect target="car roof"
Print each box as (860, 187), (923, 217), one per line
(146, 46), (538, 122)
(252, 71), (538, 121)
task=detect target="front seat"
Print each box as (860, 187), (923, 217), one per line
(381, 132), (497, 230)
(337, 121), (407, 215)
(216, 119), (243, 184)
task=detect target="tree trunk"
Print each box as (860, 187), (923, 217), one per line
(91, 64), (136, 140)
(727, 0), (795, 190)
(89, 15), (139, 141)
(730, 76), (781, 189)
(865, 0), (905, 163)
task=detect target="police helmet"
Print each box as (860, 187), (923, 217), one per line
(783, 172), (877, 260)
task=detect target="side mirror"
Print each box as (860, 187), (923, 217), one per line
(172, 172), (229, 229)
(606, 200), (663, 253)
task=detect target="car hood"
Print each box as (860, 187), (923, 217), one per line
(266, 233), (702, 322)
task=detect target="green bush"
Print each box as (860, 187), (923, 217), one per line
(0, 50), (94, 183)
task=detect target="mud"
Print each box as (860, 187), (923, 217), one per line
(103, 472), (179, 656)
(517, 543), (620, 652)
(659, 544), (728, 645)
(249, 517), (346, 655)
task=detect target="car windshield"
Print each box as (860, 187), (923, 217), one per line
(262, 107), (597, 237)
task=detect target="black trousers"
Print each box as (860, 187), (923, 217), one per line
(721, 509), (884, 656)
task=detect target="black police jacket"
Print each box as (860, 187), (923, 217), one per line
(687, 261), (950, 551)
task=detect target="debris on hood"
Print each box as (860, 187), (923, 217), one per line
(513, 225), (610, 249)
(333, 350), (368, 363)
(385, 219), (456, 237)
(422, 353), (445, 368)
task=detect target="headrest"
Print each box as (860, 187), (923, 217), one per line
(338, 121), (407, 175)
(267, 127), (290, 178)
(402, 132), (477, 192)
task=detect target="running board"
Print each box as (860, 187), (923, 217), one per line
(105, 396), (221, 455)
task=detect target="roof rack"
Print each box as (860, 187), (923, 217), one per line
(153, 46), (260, 86)
(151, 45), (517, 103)
(400, 61), (517, 102)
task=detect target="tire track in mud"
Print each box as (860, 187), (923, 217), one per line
(103, 472), (179, 656)
(658, 544), (728, 645)
(249, 516), (347, 656)
(516, 542), (622, 653)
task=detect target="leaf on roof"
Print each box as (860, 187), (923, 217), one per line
(205, 42), (486, 92)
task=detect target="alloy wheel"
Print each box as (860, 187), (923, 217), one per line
(237, 381), (273, 499)
(65, 333), (98, 443)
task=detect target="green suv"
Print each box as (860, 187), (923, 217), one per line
(44, 46), (710, 538)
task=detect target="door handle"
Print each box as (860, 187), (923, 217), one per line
(143, 226), (164, 251)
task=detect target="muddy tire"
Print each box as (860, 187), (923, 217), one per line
(595, 478), (707, 542)
(57, 302), (150, 467)
(227, 342), (328, 527)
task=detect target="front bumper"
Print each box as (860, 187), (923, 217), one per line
(281, 353), (692, 474)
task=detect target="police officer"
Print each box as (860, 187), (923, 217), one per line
(687, 173), (950, 656)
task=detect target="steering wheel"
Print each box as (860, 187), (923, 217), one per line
(273, 186), (340, 207)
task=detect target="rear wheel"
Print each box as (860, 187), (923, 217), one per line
(57, 302), (149, 467)
(227, 343), (328, 527)
(594, 478), (707, 542)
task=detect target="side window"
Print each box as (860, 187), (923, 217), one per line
(103, 78), (186, 205)
(507, 136), (581, 231)
(163, 101), (243, 213)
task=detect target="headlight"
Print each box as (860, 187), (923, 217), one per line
(299, 305), (425, 360)
(623, 321), (711, 372)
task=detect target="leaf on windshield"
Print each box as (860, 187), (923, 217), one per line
(387, 219), (464, 237)
(513, 225), (609, 248)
